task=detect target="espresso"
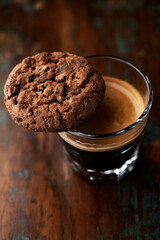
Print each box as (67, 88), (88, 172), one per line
(77, 76), (144, 134)
(58, 51), (152, 182)
(59, 76), (146, 181)
(61, 135), (142, 171)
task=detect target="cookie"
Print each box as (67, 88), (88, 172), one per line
(4, 52), (105, 132)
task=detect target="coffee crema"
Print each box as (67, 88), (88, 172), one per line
(77, 76), (145, 134)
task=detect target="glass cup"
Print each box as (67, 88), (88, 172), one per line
(59, 55), (153, 182)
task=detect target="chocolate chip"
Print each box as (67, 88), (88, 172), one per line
(29, 74), (35, 82)
(44, 67), (50, 72)
(17, 118), (23, 122)
(11, 86), (20, 96)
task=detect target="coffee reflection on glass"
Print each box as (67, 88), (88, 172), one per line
(59, 56), (153, 182)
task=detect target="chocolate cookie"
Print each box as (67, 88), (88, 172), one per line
(4, 52), (105, 132)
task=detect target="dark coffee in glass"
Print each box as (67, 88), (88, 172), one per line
(59, 56), (153, 182)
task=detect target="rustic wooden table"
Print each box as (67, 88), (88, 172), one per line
(0, 0), (160, 239)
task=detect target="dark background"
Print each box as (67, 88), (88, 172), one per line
(0, 0), (160, 239)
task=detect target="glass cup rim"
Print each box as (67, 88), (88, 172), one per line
(68, 55), (153, 139)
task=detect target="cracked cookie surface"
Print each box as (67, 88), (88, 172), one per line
(4, 52), (105, 132)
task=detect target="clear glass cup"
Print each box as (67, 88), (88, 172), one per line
(59, 55), (153, 182)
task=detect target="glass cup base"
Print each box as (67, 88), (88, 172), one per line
(69, 146), (139, 182)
